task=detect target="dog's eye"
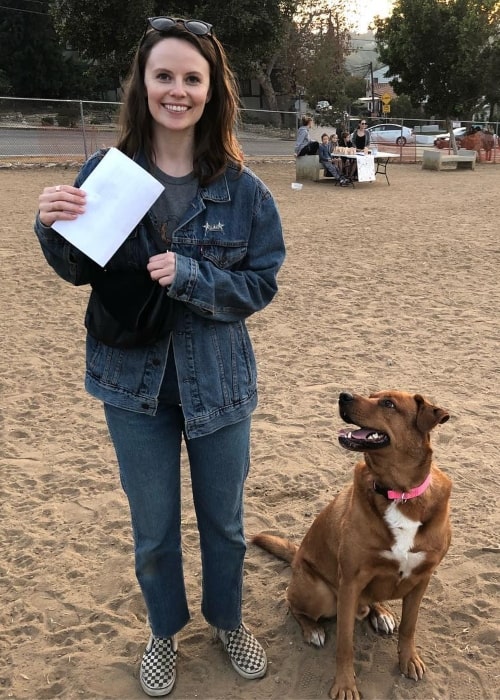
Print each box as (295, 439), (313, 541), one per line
(381, 399), (395, 409)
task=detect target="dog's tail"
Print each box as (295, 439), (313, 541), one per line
(252, 533), (298, 564)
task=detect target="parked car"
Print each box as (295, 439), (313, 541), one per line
(367, 123), (414, 146)
(433, 126), (467, 149)
(315, 100), (331, 112)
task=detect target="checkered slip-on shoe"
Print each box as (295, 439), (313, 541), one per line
(213, 623), (267, 679)
(140, 634), (178, 697)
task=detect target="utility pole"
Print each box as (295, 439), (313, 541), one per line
(370, 61), (376, 117)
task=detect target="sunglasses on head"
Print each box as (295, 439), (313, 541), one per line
(143, 16), (213, 43)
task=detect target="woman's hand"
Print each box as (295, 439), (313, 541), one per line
(147, 252), (176, 287)
(38, 185), (86, 227)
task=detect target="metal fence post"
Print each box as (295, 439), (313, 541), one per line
(79, 100), (88, 160)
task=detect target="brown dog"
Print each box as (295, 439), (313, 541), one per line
(253, 390), (451, 699)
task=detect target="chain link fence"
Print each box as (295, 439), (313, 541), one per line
(0, 96), (498, 164)
(0, 96), (298, 163)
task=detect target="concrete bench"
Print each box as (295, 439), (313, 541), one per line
(295, 154), (323, 182)
(422, 149), (476, 171)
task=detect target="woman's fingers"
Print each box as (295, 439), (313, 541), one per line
(147, 252), (176, 286)
(39, 185), (86, 227)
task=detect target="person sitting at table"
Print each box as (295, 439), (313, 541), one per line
(350, 119), (371, 151)
(318, 133), (350, 185)
(295, 115), (319, 156)
(328, 133), (343, 172)
(338, 130), (356, 179)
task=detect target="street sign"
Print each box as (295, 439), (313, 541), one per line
(382, 104), (391, 114)
(381, 92), (392, 105)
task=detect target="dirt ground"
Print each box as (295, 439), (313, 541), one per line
(1, 160), (498, 699)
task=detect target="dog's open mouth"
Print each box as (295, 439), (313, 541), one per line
(338, 427), (390, 451)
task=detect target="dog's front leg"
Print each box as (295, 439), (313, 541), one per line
(398, 578), (430, 681)
(329, 580), (361, 700)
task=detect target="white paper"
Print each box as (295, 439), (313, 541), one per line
(53, 148), (165, 267)
(355, 154), (376, 182)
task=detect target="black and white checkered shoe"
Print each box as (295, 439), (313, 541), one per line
(213, 623), (267, 679)
(140, 634), (177, 696)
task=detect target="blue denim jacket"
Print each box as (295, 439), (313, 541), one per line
(34, 150), (285, 438)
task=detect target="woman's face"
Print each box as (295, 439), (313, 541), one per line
(144, 37), (211, 135)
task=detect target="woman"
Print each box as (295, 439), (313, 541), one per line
(350, 119), (371, 151)
(294, 115), (319, 156)
(34, 16), (285, 697)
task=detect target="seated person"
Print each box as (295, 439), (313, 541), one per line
(295, 115), (319, 156)
(328, 133), (343, 172)
(350, 119), (371, 151)
(318, 134), (350, 185)
(339, 131), (356, 179)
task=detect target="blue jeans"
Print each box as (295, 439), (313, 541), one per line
(103, 378), (251, 638)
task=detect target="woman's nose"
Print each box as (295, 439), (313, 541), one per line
(169, 79), (187, 95)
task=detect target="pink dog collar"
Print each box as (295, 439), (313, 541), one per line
(374, 473), (432, 501)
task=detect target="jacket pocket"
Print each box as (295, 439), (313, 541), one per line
(201, 238), (247, 269)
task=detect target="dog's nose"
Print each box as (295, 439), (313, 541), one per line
(339, 392), (354, 404)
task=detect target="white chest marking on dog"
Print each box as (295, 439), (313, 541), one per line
(382, 503), (426, 578)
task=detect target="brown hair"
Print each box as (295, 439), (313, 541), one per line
(116, 23), (243, 185)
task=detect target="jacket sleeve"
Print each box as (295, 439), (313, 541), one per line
(33, 151), (106, 286)
(169, 182), (285, 323)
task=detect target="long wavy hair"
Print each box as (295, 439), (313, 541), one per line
(116, 23), (243, 185)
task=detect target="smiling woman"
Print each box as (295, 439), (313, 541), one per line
(33, 15), (285, 699)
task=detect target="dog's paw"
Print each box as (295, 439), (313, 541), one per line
(369, 602), (397, 634)
(305, 627), (326, 647)
(399, 649), (426, 681)
(329, 674), (361, 699)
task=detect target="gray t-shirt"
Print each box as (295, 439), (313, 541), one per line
(150, 166), (198, 250)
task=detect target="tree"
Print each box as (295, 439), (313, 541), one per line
(374, 0), (500, 146)
(292, 0), (354, 111)
(482, 38), (500, 120)
(50, 0), (155, 87)
(0, 0), (71, 97)
(50, 0), (298, 113)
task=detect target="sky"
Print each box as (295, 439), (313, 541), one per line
(349, 0), (394, 32)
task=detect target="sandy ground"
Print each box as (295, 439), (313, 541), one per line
(1, 160), (499, 700)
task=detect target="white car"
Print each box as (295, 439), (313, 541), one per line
(367, 123), (414, 146)
(316, 101), (331, 111)
(433, 126), (467, 148)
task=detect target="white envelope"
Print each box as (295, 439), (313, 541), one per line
(53, 148), (165, 267)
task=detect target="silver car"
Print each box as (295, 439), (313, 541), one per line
(367, 123), (414, 146)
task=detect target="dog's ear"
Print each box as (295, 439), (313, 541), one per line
(414, 394), (450, 433)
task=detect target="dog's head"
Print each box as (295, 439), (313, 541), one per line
(338, 390), (449, 453)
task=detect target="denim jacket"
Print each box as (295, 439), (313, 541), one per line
(34, 150), (285, 438)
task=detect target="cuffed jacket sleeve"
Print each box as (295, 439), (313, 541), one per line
(168, 172), (285, 323)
